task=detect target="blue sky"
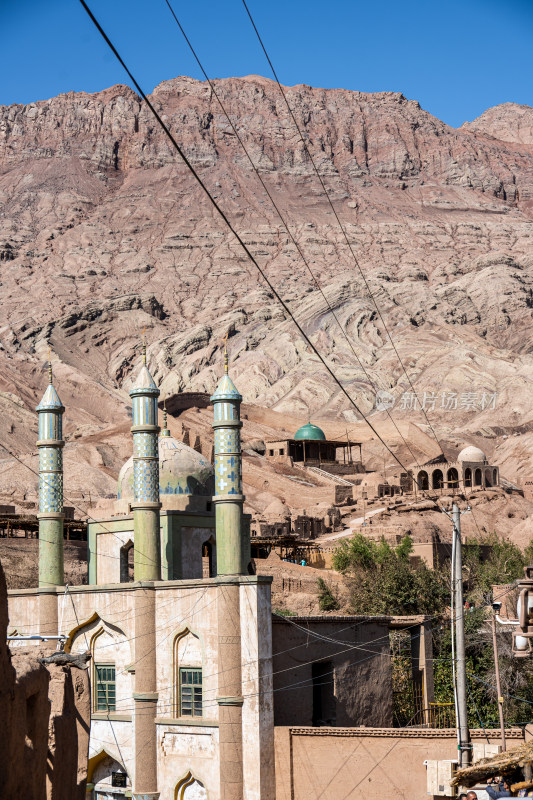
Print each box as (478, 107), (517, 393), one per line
(1, 0), (531, 127)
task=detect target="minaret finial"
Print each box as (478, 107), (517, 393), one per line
(142, 327), (147, 365)
(48, 346), (53, 384)
(160, 397), (171, 438)
(224, 331), (229, 375)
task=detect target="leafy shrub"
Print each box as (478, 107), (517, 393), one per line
(317, 577), (340, 611)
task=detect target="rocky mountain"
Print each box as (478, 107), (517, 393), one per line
(1, 75), (533, 508)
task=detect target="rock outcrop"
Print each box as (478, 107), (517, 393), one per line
(1, 76), (533, 507)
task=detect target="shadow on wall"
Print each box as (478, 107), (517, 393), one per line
(0, 559), (91, 800)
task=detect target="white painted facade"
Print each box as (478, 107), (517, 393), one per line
(7, 578), (274, 800)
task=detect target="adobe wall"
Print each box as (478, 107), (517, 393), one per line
(0, 559), (91, 800)
(274, 727), (524, 800)
(272, 617), (393, 727)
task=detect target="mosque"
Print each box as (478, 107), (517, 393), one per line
(6, 347), (440, 800)
(7, 347), (274, 800)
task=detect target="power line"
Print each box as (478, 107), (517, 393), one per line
(162, 0), (421, 470)
(77, 0), (432, 486)
(240, 0), (446, 460)
(55, 579), (522, 718)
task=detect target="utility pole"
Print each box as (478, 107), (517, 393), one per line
(453, 503), (471, 768)
(491, 608), (506, 752)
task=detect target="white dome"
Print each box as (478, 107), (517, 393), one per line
(458, 446), (487, 464)
(118, 436), (214, 500)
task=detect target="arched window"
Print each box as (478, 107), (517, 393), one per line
(485, 469), (492, 487)
(464, 467), (472, 488)
(120, 541), (134, 583)
(474, 468), (482, 486)
(493, 468), (498, 485)
(67, 615), (130, 717)
(174, 630), (203, 718)
(202, 540), (213, 578)
(418, 471), (429, 490)
(447, 468), (459, 489)
(432, 469), (444, 490)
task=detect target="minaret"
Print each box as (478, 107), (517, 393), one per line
(131, 340), (161, 800)
(37, 353), (65, 588)
(130, 341), (161, 581)
(210, 340), (244, 575)
(212, 340), (245, 800)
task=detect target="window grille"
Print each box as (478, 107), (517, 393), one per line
(95, 664), (116, 712)
(179, 668), (202, 717)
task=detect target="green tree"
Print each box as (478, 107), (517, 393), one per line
(332, 534), (447, 616)
(317, 577), (340, 611)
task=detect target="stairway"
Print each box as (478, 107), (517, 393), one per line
(305, 466), (354, 486)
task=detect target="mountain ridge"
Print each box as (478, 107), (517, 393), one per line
(1, 75), (533, 506)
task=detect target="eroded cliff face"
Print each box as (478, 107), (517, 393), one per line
(1, 76), (533, 505)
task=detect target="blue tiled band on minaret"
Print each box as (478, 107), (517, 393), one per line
(211, 371), (243, 497)
(37, 367), (64, 515)
(130, 347), (160, 505)
(129, 343), (161, 582)
(36, 358), (65, 588)
(211, 344), (245, 576)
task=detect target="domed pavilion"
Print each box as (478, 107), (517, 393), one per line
(264, 421), (364, 476)
(413, 444), (499, 493)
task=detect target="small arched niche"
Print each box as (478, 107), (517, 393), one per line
(432, 469), (444, 490)
(447, 468), (459, 490)
(418, 470), (429, 491)
(201, 537), (215, 578)
(90, 750), (131, 798)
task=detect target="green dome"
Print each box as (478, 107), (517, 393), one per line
(294, 423), (326, 441)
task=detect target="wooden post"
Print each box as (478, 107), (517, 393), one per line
(491, 612), (506, 752)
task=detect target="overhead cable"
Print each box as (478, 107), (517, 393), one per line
(162, 0), (421, 469)
(77, 0), (428, 482)
(240, 0), (446, 460)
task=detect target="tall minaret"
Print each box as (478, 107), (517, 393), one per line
(130, 340), (161, 581)
(211, 339), (244, 575)
(212, 341), (245, 800)
(37, 353), (65, 588)
(131, 341), (161, 800)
